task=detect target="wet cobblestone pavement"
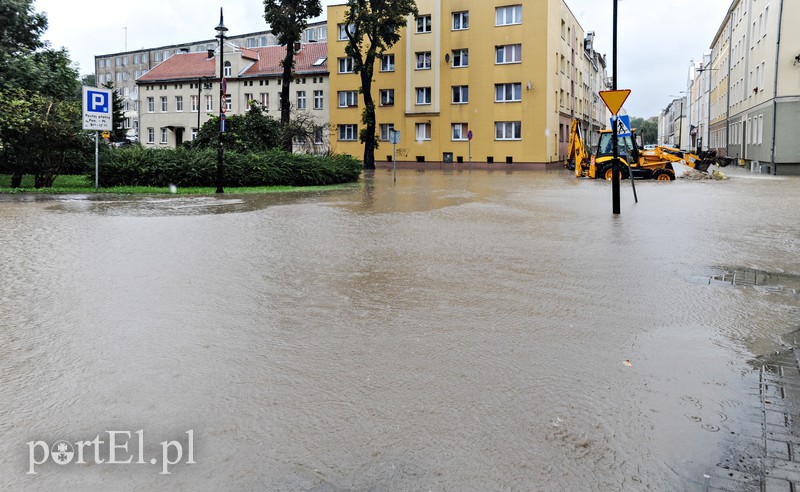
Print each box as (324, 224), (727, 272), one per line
(707, 348), (800, 491)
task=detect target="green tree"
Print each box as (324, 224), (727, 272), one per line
(263, 0), (322, 152)
(194, 103), (282, 153)
(343, 0), (418, 169)
(630, 116), (658, 146)
(102, 82), (127, 142)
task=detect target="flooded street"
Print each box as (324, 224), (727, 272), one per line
(2, 167), (799, 490)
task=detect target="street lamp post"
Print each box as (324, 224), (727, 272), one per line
(215, 8), (228, 194)
(197, 76), (211, 140)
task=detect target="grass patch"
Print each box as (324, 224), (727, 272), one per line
(0, 174), (360, 195)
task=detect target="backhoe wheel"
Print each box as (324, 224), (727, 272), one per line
(601, 164), (629, 180)
(566, 159), (576, 171)
(653, 169), (675, 181)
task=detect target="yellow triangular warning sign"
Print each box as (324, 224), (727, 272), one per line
(599, 89), (631, 115)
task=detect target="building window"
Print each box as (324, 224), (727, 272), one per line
(380, 54), (395, 72)
(338, 23), (354, 40)
(338, 91), (358, 107)
(338, 56), (355, 73)
(496, 44), (522, 64)
(415, 123), (431, 141)
(205, 95), (213, 111)
(452, 49), (468, 67)
(147, 127), (155, 143)
(314, 128), (324, 145)
(313, 90), (323, 110)
(496, 5), (522, 26)
(495, 83), (522, 102)
(223, 61), (232, 77)
(296, 90), (306, 109)
(495, 121), (522, 140)
(175, 95), (183, 112)
(379, 123), (395, 141)
(225, 94), (232, 111)
(416, 52), (431, 70)
(244, 93), (254, 110)
(260, 92), (269, 110)
(416, 87), (432, 105)
(160, 128), (169, 144)
(379, 89), (395, 106)
(191, 128), (198, 140)
(416, 15), (432, 33)
(453, 11), (469, 30)
(338, 124), (357, 141)
(452, 123), (468, 141)
(160, 96), (167, 112)
(452, 85), (469, 104)
(154, 52), (162, 63)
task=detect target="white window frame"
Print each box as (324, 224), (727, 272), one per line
(160, 128), (169, 144)
(223, 61), (232, 77)
(453, 11), (469, 30)
(415, 122), (431, 141)
(452, 86), (469, 104)
(260, 92), (269, 110)
(147, 127), (155, 143)
(452, 49), (468, 68)
(496, 5), (522, 26)
(416, 52), (432, 70)
(338, 23), (354, 40)
(495, 83), (522, 102)
(147, 97), (154, 112)
(379, 89), (395, 106)
(296, 90), (307, 110)
(496, 44), (522, 64)
(175, 95), (183, 112)
(313, 90), (324, 110)
(338, 56), (355, 73)
(379, 123), (395, 141)
(225, 94), (232, 111)
(205, 95), (213, 111)
(452, 123), (468, 141)
(380, 54), (395, 72)
(416, 15), (432, 33)
(191, 95), (199, 112)
(495, 121), (522, 140)
(338, 91), (358, 108)
(160, 96), (168, 112)
(338, 124), (357, 141)
(416, 87), (432, 105)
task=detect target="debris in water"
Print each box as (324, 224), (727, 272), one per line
(623, 359), (633, 367)
(680, 169), (727, 180)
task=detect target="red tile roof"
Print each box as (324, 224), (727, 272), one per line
(242, 42), (328, 77)
(137, 43), (327, 83)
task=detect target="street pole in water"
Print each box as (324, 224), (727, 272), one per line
(611, 0), (620, 214)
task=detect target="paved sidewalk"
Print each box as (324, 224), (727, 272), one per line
(706, 348), (800, 491)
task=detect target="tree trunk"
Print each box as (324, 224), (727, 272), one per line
(360, 64), (376, 170)
(280, 46), (294, 153)
(11, 171), (22, 188)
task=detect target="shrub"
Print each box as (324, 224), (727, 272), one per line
(94, 147), (361, 187)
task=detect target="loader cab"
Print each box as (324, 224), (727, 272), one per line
(596, 130), (640, 162)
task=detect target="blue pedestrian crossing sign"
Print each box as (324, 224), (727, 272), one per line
(82, 86), (113, 131)
(611, 115), (632, 138)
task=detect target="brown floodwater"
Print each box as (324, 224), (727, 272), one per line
(1, 166), (799, 490)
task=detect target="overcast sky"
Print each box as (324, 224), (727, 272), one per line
(34, 0), (731, 118)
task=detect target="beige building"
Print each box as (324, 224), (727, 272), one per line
(326, 0), (609, 167)
(708, 0), (800, 174)
(136, 42), (329, 150)
(95, 22), (327, 140)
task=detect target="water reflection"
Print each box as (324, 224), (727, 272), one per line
(1, 167), (799, 489)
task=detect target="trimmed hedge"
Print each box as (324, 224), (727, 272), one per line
(94, 147), (362, 187)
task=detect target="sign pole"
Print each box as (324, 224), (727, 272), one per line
(612, 0), (620, 215)
(393, 139), (397, 184)
(95, 131), (99, 191)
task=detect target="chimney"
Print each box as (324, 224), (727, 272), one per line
(207, 49), (215, 59)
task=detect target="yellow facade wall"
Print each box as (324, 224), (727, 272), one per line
(327, 0), (602, 166)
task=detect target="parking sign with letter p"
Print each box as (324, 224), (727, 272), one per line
(82, 86), (113, 131)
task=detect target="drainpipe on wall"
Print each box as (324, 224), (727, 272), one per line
(769, 0), (784, 175)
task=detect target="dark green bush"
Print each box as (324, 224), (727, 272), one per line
(94, 147), (362, 187)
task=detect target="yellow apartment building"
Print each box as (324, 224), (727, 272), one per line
(327, 0), (608, 167)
